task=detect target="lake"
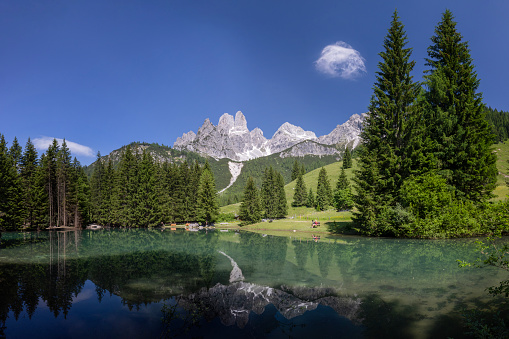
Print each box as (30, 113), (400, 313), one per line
(0, 229), (505, 338)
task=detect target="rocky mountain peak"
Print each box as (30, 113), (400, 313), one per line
(173, 111), (366, 161)
(218, 113), (235, 132)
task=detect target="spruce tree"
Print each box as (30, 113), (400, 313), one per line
(292, 173), (308, 207)
(196, 166), (219, 225)
(261, 167), (277, 218)
(354, 10), (420, 234)
(424, 9), (497, 201)
(276, 172), (288, 218)
(336, 168), (349, 191)
(239, 176), (261, 224)
(0, 135), (23, 230)
(342, 147), (352, 169)
(90, 152), (105, 223)
(315, 167), (331, 211)
(306, 188), (315, 208)
(136, 151), (158, 227)
(20, 138), (40, 228)
(291, 160), (301, 181)
(334, 168), (353, 211)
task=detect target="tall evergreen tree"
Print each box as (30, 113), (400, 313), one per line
(424, 9), (497, 201)
(261, 167), (277, 218)
(276, 172), (288, 218)
(0, 135), (23, 229)
(41, 139), (59, 226)
(56, 140), (72, 226)
(239, 176), (261, 224)
(336, 167), (349, 191)
(306, 188), (315, 208)
(90, 152), (105, 223)
(315, 167), (332, 211)
(334, 168), (353, 211)
(292, 173), (308, 207)
(196, 165), (219, 225)
(20, 138), (41, 228)
(354, 11), (420, 234)
(342, 147), (352, 169)
(136, 151), (158, 227)
(291, 160), (301, 181)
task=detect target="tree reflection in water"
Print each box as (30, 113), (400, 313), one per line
(0, 229), (507, 338)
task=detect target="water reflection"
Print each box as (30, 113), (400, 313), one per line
(0, 229), (507, 338)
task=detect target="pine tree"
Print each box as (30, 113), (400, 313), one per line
(334, 168), (353, 211)
(424, 9), (497, 201)
(276, 172), (288, 218)
(0, 135), (23, 230)
(41, 139), (59, 226)
(354, 11), (420, 234)
(336, 168), (349, 191)
(306, 188), (315, 208)
(196, 165), (219, 225)
(315, 167), (332, 211)
(20, 138), (41, 228)
(292, 173), (307, 207)
(90, 152), (105, 223)
(136, 151), (158, 227)
(291, 160), (301, 181)
(342, 147), (352, 169)
(56, 140), (72, 226)
(239, 176), (261, 224)
(261, 167), (277, 218)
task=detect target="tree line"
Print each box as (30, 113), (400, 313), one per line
(0, 136), (89, 230)
(0, 138), (220, 230)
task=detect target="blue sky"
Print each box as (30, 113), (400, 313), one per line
(1, 0), (508, 165)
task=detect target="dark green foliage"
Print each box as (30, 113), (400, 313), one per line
(239, 176), (261, 225)
(260, 167), (287, 218)
(0, 135), (23, 229)
(334, 168), (353, 211)
(306, 188), (315, 208)
(196, 165), (220, 225)
(423, 9), (497, 202)
(20, 138), (43, 228)
(333, 189), (354, 211)
(315, 167), (332, 211)
(292, 173), (307, 207)
(276, 171), (288, 217)
(354, 11), (421, 235)
(336, 168), (349, 191)
(291, 160), (300, 181)
(0, 135), (90, 230)
(485, 107), (509, 143)
(342, 147), (352, 169)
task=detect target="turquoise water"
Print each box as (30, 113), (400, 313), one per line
(0, 229), (505, 338)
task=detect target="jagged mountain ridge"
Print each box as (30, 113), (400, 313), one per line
(174, 111), (366, 161)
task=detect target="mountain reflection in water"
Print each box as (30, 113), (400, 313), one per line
(0, 229), (506, 338)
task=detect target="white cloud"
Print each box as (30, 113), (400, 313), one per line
(33, 137), (94, 157)
(315, 41), (366, 79)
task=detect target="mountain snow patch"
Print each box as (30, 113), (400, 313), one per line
(219, 161), (244, 193)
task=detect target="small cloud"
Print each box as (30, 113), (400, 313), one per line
(315, 41), (366, 79)
(33, 137), (94, 157)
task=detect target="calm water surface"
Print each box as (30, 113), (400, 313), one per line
(0, 229), (505, 338)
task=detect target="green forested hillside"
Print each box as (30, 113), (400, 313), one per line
(84, 142), (232, 191)
(217, 153), (339, 205)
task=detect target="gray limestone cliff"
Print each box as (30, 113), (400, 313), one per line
(173, 111), (366, 161)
